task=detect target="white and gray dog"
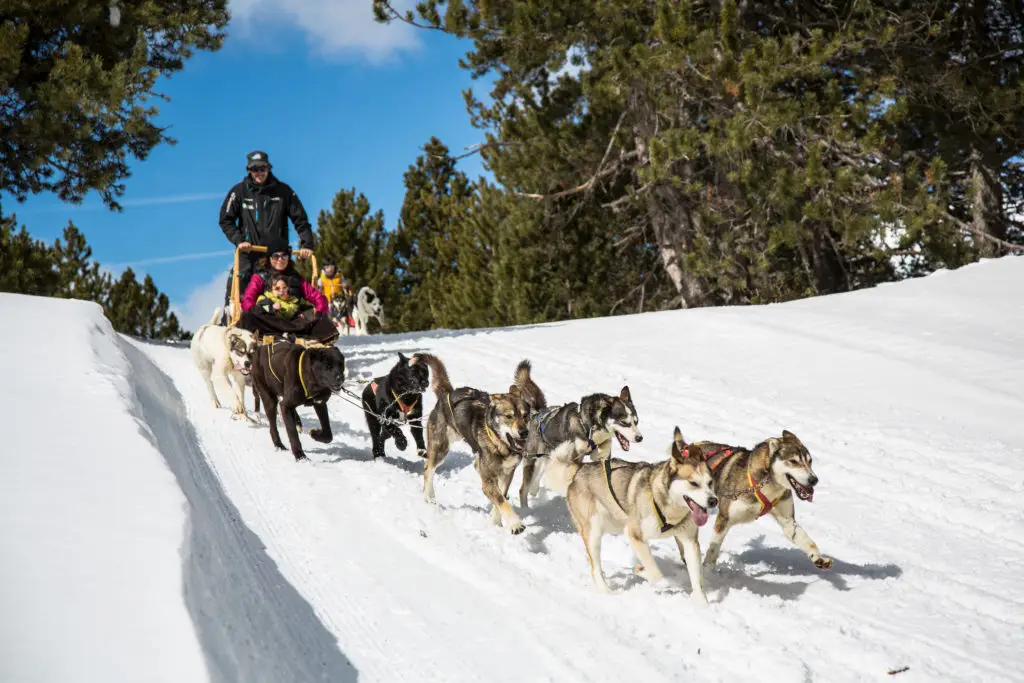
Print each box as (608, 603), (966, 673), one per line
(189, 308), (257, 420)
(353, 286), (385, 336)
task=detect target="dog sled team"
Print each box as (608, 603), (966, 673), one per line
(191, 320), (831, 604)
(194, 148), (830, 603)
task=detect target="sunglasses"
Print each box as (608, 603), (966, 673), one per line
(250, 165), (269, 173)
(269, 252), (290, 259)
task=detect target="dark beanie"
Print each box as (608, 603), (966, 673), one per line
(265, 236), (291, 255)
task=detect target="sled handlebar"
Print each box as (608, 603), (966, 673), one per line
(228, 244), (319, 326)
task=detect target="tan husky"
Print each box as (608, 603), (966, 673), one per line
(547, 427), (717, 601)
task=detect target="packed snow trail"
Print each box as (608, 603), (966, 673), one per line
(118, 340), (358, 683)
(137, 257), (1024, 683)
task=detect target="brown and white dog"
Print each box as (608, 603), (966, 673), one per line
(189, 308), (257, 420)
(417, 354), (545, 534)
(692, 430), (832, 571)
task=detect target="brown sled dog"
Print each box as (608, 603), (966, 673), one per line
(418, 354), (545, 535)
(692, 429), (832, 571)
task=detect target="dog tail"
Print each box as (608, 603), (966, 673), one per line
(415, 353), (452, 399)
(543, 441), (581, 497)
(514, 359), (547, 411)
(209, 307), (223, 326)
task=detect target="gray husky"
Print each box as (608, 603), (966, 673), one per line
(546, 427), (717, 601)
(518, 386), (643, 507)
(691, 430), (832, 571)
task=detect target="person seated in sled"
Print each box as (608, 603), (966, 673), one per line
(256, 274), (313, 321)
(236, 238), (336, 342)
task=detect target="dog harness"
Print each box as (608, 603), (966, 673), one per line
(699, 446), (782, 518)
(298, 350), (312, 399)
(602, 460), (680, 534)
(533, 404), (597, 454)
(392, 390), (418, 415)
(368, 381), (419, 417)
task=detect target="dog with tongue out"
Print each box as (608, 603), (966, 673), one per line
(546, 425), (718, 601)
(692, 429), (832, 572)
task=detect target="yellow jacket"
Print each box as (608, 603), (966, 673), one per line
(319, 272), (346, 301)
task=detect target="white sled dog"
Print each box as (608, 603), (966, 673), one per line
(190, 308), (257, 420)
(547, 426), (717, 601)
(353, 286), (385, 336)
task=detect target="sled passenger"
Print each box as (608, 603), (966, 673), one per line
(236, 238), (336, 341)
(256, 274), (308, 321)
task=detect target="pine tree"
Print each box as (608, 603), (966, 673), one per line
(315, 188), (389, 293)
(0, 213), (57, 296)
(387, 138), (472, 332)
(376, 0), (1024, 310)
(0, 1), (229, 211)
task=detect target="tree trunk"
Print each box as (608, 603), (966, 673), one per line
(970, 147), (1006, 258)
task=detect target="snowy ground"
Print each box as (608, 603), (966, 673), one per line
(3, 257), (1023, 682)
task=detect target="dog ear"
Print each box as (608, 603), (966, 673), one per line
(508, 385), (521, 398)
(766, 437), (782, 459)
(619, 385), (632, 403)
(671, 426), (688, 462)
(673, 426), (686, 450)
(597, 400), (611, 425)
(781, 429), (800, 445)
(398, 352), (408, 364)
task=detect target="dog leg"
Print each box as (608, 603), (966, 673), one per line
(366, 412), (386, 460)
(261, 389), (286, 451)
(519, 458), (536, 509)
(423, 435), (448, 503)
(308, 402), (333, 444)
(480, 475), (524, 535)
(389, 422), (408, 451)
(770, 500), (832, 569)
(675, 528), (708, 604)
(702, 513), (732, 569)
(626, 527), (666, 585)
(584, 518), (611, 593)
(280, 401), (307, 461)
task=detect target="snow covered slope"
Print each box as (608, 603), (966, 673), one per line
(0, 296), (207, 682)
(3, 256), (1023, 683)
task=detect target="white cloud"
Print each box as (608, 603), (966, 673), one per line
(175, 271), (231, 333)
(228, 0), (421, 62)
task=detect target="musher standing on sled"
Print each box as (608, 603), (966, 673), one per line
(218, 150), (316, 322)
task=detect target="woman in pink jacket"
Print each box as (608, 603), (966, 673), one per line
(236, 237), (336, 342)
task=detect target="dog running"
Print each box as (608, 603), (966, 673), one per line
(691, 429), (832, 571)
(362, 353), (430, 460)
(418, 354), (544, 534)
(519, 386), (644, 508)
(546, 426), (717, 600)
(189, 308), (257, 420)
(250, 339), (347, 461)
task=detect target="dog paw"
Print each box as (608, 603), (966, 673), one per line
(394, 435), (408, 451)
(416, 448), (427, 459)
(273, 442), (286, 451)
(813, 556), (834, 570)
(309, 428), (332, 444)
(690, 593), (710, 607)
(294, 453), (308, 463)
(509, 522), (526, 535)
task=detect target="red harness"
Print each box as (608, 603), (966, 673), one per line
(695, 446), (781, 518)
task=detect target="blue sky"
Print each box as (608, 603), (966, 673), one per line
(3, 1), (491, 331)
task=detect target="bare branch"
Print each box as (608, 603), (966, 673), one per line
(944, 211), (1024, 253)
(514, 150), (642, 201)
(430, 140), (522, 162)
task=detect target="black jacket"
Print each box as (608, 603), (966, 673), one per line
(219, 173), (315, 250)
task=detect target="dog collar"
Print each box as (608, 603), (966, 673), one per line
(749, 461), (784, 517)
(484, 424), (503, 449)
